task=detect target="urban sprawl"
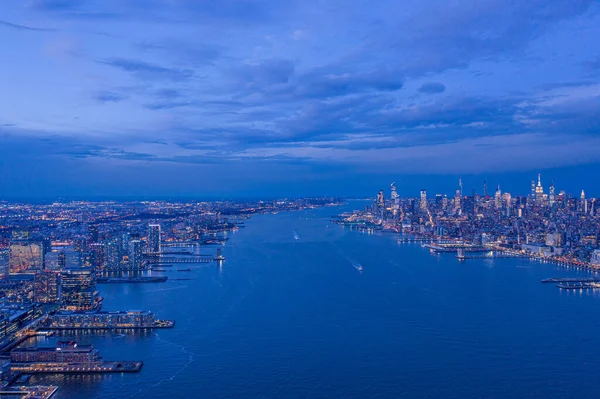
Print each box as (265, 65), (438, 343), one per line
(0, 197), (339, 396)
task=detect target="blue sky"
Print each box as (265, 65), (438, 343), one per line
(1, 0), (599, 198)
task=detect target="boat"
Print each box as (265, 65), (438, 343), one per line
(293, 231), (300, 240)
(353, 264), (363, 272)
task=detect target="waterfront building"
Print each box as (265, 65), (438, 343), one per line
(34, 271), (60, 304)
(148, 224), (161, 254)
(11, 341), (102, 369)
(43, 310), (172, 329)
(589, 249), (600, 266)
(129, 240), (143, 270)
(104, 238), (122, 270)
(60, 268), (100, 311)
(89, 243), (106, 272)
(0, 304), (41, 347)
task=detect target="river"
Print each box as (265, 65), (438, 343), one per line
(29, 201), (600, 398)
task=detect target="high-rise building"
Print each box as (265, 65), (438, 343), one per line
(495, 185), (502, 208)
(104, 238), (122, 270)
(74, 238), (87, 253)
(60, 268), (100, 311)
(462, 196), (475, 215)
(87, 225), (99, 243)
(34, 271), (61, 304)
(129, 240), (144, 270)
(420, 190), (427, 210)
(148, 224), (161, 254)
(9, 241), (44, 274)
(535, 174), (544, 204)
(89, 243), (106, 272)
(121, 233), (131, 254)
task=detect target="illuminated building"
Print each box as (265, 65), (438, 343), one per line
(420, 190), (427, 210)
(591, 250), (600, 266)
(34, 271), (61, 304)
(60, 268), (100, 311)
(390, 182), (399, 215)
(495, 185), (502, 208)
(129, 240), (143, 270)
(11, 341), (102, 368)
(44, 310), (170, 329)
(454, 190), (461, 212)
(74, 238), (87, 253)
(0, 304), (40, 347)
(535, 174), (544, 204)
(87, 225), (99, 243)
(377, 190), (384, 208)
(89, 243), (106, 272)
(9, 241), (44, 274)
(105, 238), (122, 270)
(462, 196), (475, 215)
(148, 224), (161, 254)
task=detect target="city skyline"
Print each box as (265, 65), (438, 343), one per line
(1, 1), (600, 197)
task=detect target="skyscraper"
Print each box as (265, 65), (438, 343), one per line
(535, 174), (544, 204)
(129, 240), (144, 270)
(34, 271), (61, 304)
(104, 238), (122, 270)
(420, 189), (427, 210)
(148, 224), (161, 254)
(9, 240), (44, 274)
(61, 268), (100, 311)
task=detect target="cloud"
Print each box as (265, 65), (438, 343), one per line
(92, 91), (128, 103)
(0, 19), (55, 32)
(418, 82), (446, 94)
(98, 58), (194, 82)
(136, 40), (223, 66)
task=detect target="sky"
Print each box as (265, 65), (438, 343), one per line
(0, 0), (599, 199)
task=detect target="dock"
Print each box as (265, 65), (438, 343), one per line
(97, 276), (168, 284)
(0, 385), (58, 398)
(540, 277), (600, 284)
(10, 361), (143, 373)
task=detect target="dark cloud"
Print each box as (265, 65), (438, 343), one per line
(0, 19), (55, 32)
(418, 82), (446, 94)
(98, 58), (194, 82)
(30, 0), (84, 11)
(92, 91), (128, 103)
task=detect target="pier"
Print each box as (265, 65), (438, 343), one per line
(456, 249), (524, 260)
(540, 277), (600, 284)
(97, 276), (167, 284)
(146, 256), (213, 264)
(10, 361), (143, 373)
